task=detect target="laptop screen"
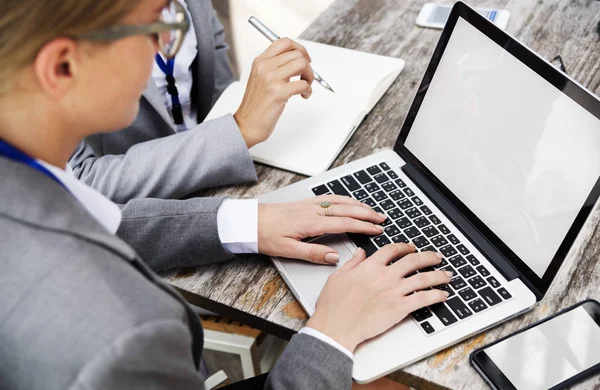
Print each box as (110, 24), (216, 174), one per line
(404, 17), (600, 279)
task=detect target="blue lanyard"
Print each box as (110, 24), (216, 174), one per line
(155, 54), (184, 125)
(0, 139), (68, 191)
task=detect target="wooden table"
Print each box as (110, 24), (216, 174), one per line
(163, 1), (600, 388)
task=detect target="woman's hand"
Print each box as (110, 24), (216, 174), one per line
(306, 244), (452, 352)
(234, 38), (314, 148)
(257, 195), (386, 264)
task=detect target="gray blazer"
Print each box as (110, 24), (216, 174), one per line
(0, 158), (353, 390)
(69, 0), (257, 272)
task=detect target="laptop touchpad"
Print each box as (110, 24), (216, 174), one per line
(277, 234), (356, 314)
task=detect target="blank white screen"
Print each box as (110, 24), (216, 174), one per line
(485, 306), (600, 389)
(405, 18), (600, 277)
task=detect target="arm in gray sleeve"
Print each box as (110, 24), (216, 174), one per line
(116, 196), (235, 272)
(265, 333), (353, 390)
(70, 114), (257, 204)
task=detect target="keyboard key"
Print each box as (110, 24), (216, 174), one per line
(373, 235), (391, 247)
(431, 235), (449, 248)
(487, 276), (501, 288)
(449, 255), (467, 268)
(405, 227), (420, 238)
(430, 302), (458, 326)
(476, 265), (490, 277)
(353, 170), (372, 184)
(397, 199), (413, 210)
(312, 185), (329, 195)
(468, 298), (488, 313)
(374, 173), (390, 184)
(396, 217), (412, 229)
(373, 206), (383, 214)
(381, 181), (397, 192)
(392, 234), (409, 243)
(422, 226), (440, 238)
(341, 175), (360, 191)
(447, 234), (460, 245)
(435, 284), (455, 297)
(381, 218), (393, 227)
(388, 170), (399, 179)
(430, 215), (442, 225)
(361, 197), (377, 208)
(395, 179), (407, 188)
(380, 162), (391, 171)
(450, 277), (467, 290)
(458, 265), (477, 279)
(367, 165), (382, 176)
(436, 258), (449, 268)
(420, 321), (435, 334)
(466, 255), (480, 266)
(468, 276), (487, 290)
(385, 225), (401, 237)
(388, 208), (403, 220)
(439, 224), (451, 235)
(413, 216), (431, 228)
(456, 244), (470, 255)
(412, 196), (423, 206)
(389, 189), (405, 200)
(372, 191), (387, 202)
(365, 182), (380, 193)
(458, 287), (477, 301)
(403, 188), (415, 197)
(380, 199), (395, 210)
(497, 288), (512, 300)
(412, 236), (430, 248)
(440, 245), (457, 257)
(479, 287), (502, 306)
(412, 307), (433, 322)
(327, 180), (350, 196)
(446, 297), (473, 319)
(422, 245), (437, 252)
(406, 208), (422, 219)
(347, 233), (378, 257)
(420, 205), (432, 215)
(352, 189), (368, 200)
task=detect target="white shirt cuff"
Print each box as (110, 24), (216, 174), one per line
(216, 199), (258, 254)
(299, 327), (354, 360)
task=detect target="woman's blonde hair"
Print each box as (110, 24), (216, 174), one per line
(0, 0), (141, 93)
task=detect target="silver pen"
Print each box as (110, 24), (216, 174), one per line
(248, 16), (335, 93)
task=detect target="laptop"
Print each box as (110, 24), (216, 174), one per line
(260, 1), (600, 383)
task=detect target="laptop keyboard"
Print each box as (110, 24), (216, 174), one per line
(311, 162), (513, 336)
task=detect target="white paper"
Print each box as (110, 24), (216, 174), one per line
(206, 40), (405, 176)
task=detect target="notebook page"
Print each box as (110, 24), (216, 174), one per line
(205, 40), (404, 176)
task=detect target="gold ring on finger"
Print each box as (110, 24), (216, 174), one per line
(320, 201), (331, 216)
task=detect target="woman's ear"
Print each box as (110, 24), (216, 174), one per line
(33, 38), (79, 97)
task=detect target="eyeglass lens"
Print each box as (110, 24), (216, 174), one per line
(158, 1), (186, 57)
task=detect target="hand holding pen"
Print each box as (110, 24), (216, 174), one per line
(249, 16), (335, 93)
(233, 33), (317, 149)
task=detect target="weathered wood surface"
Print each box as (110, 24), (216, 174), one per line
(163, 1), (600, 388)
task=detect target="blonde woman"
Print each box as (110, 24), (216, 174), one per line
(0, 0), (451, 388)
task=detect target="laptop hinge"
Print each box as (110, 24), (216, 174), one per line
(401, 163), (526, 286)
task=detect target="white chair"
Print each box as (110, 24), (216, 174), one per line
(200, 315), (286, 379)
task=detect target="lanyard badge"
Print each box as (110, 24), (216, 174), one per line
(155, 55), (184, 125)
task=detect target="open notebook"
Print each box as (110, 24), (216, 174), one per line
(206, 39), (405, 176)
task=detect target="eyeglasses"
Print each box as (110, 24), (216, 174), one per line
(74, 0), (190, 58)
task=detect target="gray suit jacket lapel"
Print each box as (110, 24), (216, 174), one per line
(142, 81), (175, 130)
(187, 0), (216, 117)
(142, 0), (215, 131)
